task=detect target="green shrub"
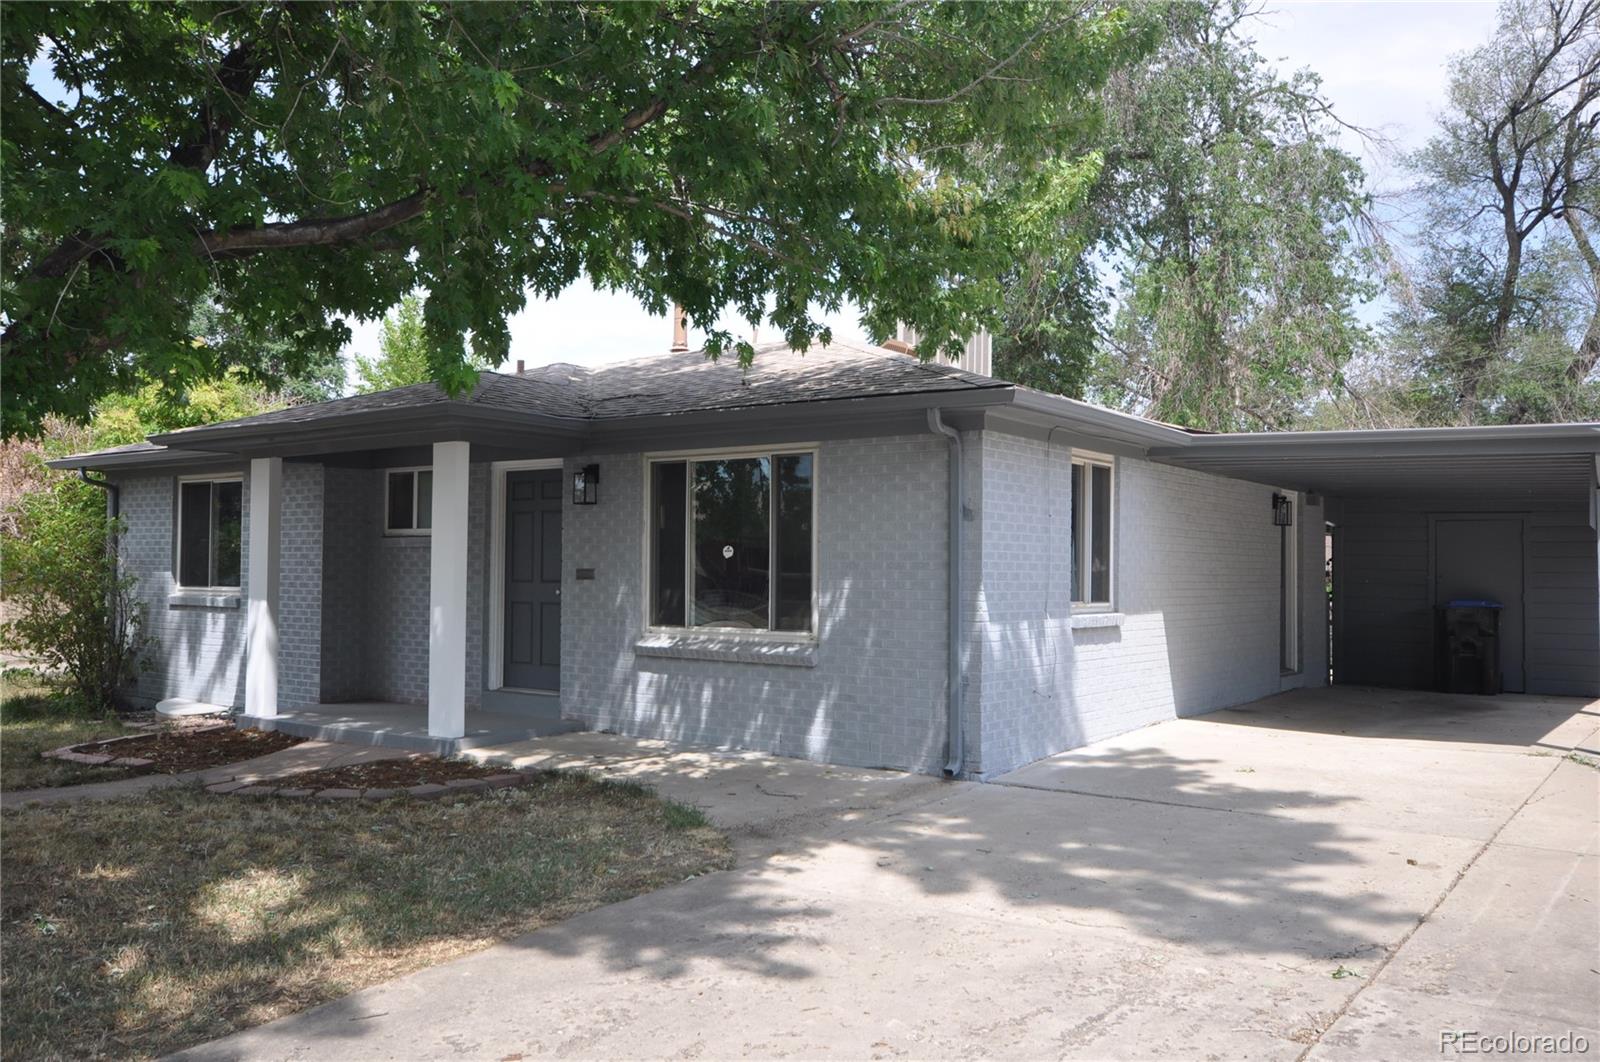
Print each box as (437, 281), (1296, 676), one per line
(1, 474), (149, 711)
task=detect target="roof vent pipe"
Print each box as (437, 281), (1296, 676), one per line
(927, 407), (966, 778)
(670, 304), (689, 353)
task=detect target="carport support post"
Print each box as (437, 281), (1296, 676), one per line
(428, 441), (470, 740)
(245, 456), (282, 719)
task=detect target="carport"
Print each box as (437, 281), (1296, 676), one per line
(1150, 423), (1600, 698)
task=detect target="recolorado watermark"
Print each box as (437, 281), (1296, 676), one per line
(1441, 1030), (1592, 1055)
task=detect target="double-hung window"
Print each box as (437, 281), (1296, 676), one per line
(385, 467), (433, 534)
(647, 450), (816, 635)
(176, 476), (243, 589)
(1069, 455), (1113, 606)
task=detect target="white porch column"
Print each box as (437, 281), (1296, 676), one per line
(428, 441), (471, 739)
(244, 456), (282, 718)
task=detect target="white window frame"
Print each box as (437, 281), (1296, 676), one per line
(383, 465), (433, 536)
(486, 458), (567, 692)
(175, 473), (244, 591)
(1070, 451), (1116, 611)
(641, 444), (820, 643)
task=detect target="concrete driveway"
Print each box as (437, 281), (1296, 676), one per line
(179, 687), (1598, 1061)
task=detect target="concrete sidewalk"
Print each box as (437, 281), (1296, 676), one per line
(175, 689), (1599, 1061)
(0, 740), (410, 809)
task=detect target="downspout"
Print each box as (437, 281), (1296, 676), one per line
(78, 468), (120, 566)
(927, 408), (965, 778)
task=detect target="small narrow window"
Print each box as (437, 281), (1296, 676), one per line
(176, 478), (243, 589)
(1070, 456), (1113, 606)
(1280, 494), (1300, 673)
(385, 468), (433, 533)
(773, 454), (814, 632)
(650, 461), (688, 626)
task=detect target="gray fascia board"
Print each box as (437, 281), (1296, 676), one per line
(147, 405), (588, 453)
(1150, 422), (1600, 462)
(47, 448), (237, 472)
(1004, 390), (1196, 450)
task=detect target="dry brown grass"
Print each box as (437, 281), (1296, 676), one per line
(1, 774), (730, 1059)
(0, 676), (134, 791)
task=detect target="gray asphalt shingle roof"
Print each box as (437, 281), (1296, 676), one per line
(146, 339), (1005, 440)
(50, 340), (1010, 467)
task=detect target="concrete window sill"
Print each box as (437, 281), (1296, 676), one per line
(634, 634), (818, 668)
(1069, 611), (1124, 630)
(168, 591), (242, 609)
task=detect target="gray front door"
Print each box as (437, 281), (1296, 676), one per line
(1433, 517), (1525, 693)
(504, 469), (562, 690)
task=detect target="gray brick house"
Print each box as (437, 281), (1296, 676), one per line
(53, 341), (1600, 778)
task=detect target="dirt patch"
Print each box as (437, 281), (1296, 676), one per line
(68, 727), (303, 773)
(266, 755), (516, 792)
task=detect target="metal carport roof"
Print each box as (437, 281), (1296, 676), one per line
(1148, 423), (1600, 496)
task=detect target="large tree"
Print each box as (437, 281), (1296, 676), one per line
(2, 1), (1144, 437)
(1388, 0), (1600, 424)
(992, 0), (1374, 430)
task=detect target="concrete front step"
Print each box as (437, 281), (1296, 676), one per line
(241, 703), (584, 757)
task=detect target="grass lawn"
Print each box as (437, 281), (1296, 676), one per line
(1, 775), (730, 1059)
(0, 675), (137, 791)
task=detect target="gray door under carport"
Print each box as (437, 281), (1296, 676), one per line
(1431, 516), (1526, 693)
(503, 469), (562, 690)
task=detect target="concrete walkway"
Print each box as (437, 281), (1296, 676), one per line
(465, 731), (944, 854)
(174, 688), (1598, 1060)
(0, 740), (410, 808)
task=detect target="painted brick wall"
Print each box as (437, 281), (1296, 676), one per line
(362, 505), (430, 705)
(967, 431), (1328, 778)
(116, 470), (250, 708)
(465, 462), (487, 712)
(278, 462), (323, 708)
(561, 435), (951, 773)
(349, 462), (490, 707)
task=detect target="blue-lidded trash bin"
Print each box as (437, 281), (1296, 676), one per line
(1439, 599), (1502, 695)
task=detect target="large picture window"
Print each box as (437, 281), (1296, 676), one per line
(648, 451), (815, 634)
(177, 477), (243, 589)
(385, 467), (433, 534)
(1070, 456), (1113, 606)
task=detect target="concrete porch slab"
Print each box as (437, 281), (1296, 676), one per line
(244, 702), (583, 757)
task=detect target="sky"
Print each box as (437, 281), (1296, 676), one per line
(335, 1), (1502, 381)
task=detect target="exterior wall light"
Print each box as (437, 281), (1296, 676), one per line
(1272, 493), (1294, 526)
(573, 463), (600, 506)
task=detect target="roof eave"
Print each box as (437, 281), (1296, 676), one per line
(1005, 389), (1197, 449)
(1151, 422), (1600, 462)
(47, 447), (237, 472)
(146, 404), (590, 454)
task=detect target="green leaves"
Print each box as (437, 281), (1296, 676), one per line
(993, 0), (1373, 429)
(2, 1), (1140, 435)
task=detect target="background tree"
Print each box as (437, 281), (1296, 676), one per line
(354, 294), (487, 394)
(3, 1), (1146, 437)
(992, 0), (1374, 430)
(1378, 0), (1599, 425)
